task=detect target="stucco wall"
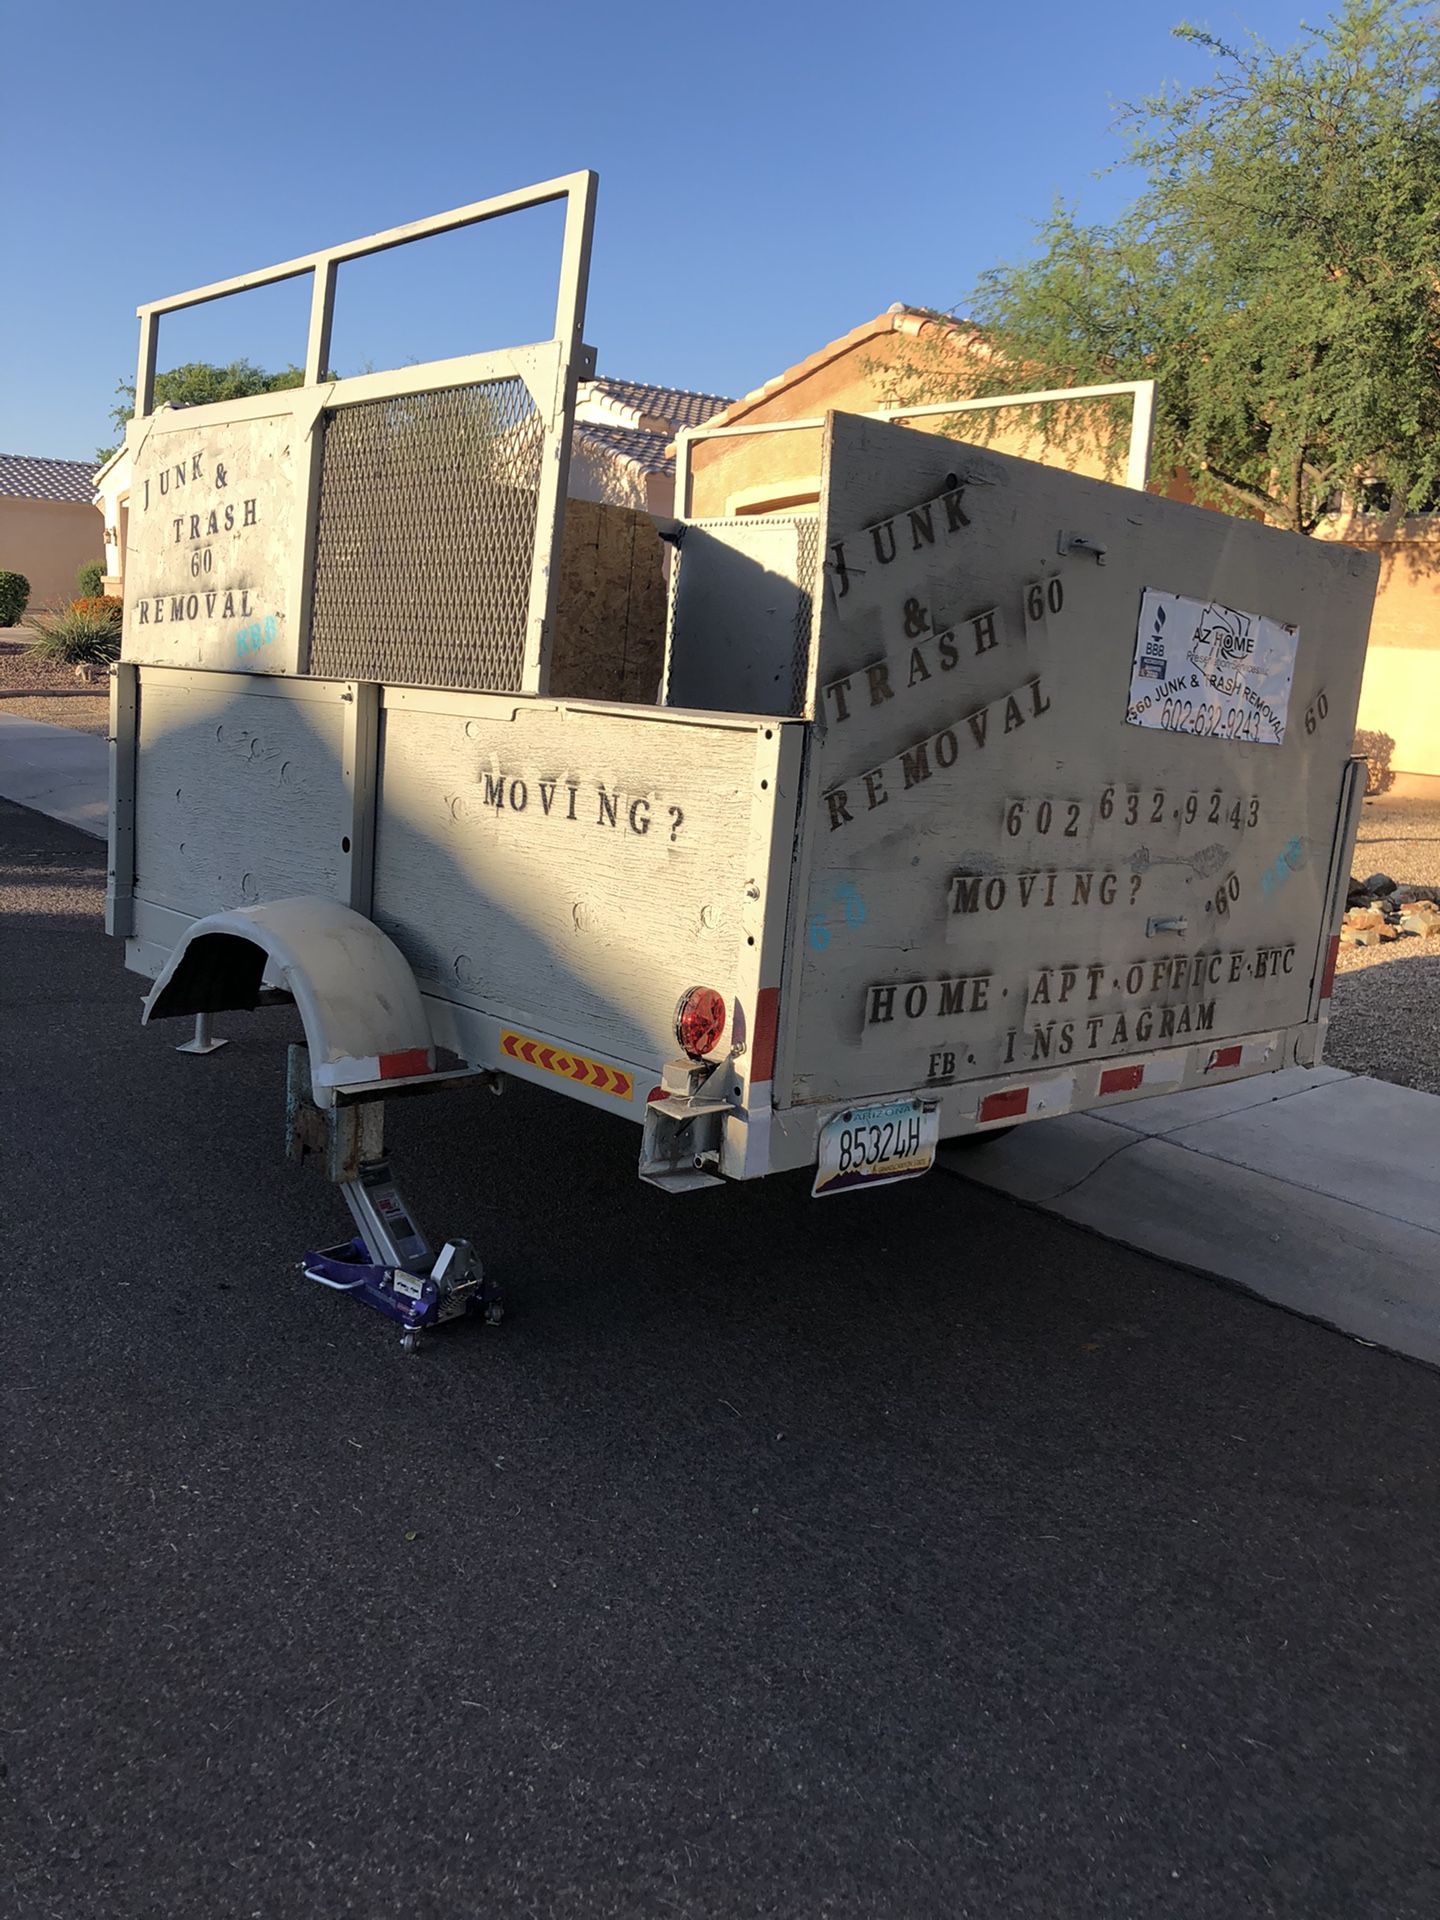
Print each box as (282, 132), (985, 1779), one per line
(1324, 516), (1440, 774)
(0, 497), (104, 615)
(687, 330), (1115, 518)
(550, 440), (677, 524)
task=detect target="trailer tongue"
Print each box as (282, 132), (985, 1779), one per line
(103, 174), (1378, 1350)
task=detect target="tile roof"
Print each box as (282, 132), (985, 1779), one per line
(0, 453), (98, 504)
(578, 377), (732, 435)
(573, 379), (734, 481)
(576, 422), (677, 478)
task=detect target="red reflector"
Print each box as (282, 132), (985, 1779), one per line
(978, 1087), (1029, 1124)
(379, 1048), (430, 1079)
(1319, 932), (1340, 1001)
(1099, 1065), (1144, 1095)
(1208, 1045), (1243, 1071)
(750, 986), (780, 1083)
(675, 986), (726, 1058)
(646, 1087), (669, 1105)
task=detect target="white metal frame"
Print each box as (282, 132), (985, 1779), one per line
(670, 379), (1158, 519)
(129, 172), (598, 693)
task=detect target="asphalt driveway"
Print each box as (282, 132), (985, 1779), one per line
(3, 798), (1438, 1920)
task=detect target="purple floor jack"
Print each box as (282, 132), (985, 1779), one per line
(301, 1159), (502, 1352)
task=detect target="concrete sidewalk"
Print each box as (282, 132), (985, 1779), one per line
(942, 1065), (1440, 1367)
(0, 713), (107, 838)
(4, 709), (1438, 1368)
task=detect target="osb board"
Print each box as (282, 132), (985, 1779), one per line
(549, 499), (666, 705)
(781, 412), (1379, 1106)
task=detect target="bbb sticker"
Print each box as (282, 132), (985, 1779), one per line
(1126, 589), (1298, 745)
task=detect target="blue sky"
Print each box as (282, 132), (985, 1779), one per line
(3, 0), (1324, 462)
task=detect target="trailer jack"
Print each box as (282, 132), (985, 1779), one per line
(286, 1044), (504, 1352)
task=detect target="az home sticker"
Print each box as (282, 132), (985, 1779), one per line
(1125, 589), (1298, 745)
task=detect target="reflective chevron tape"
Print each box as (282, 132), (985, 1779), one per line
(499, 1030), (635, 1100)
(975, 1074), (1075, 1127)
(1203, 1034), (1278, 1074)
(968, 1034), (1264, 1127)
(314, 1046), (435, 1089)
(1096, 1050), (1186, 1098)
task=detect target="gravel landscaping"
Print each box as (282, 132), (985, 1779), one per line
(0, 630), (109, 734)
(1325, 790), (1440, 1095)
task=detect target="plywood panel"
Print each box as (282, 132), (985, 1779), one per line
(372, 695), (786, 1063)
(549, 499), (667, 705)
(665, 517), (814, 716)
(782, 412), (1380, 1106)
(133, 676), (350, 917)
(123, 408), (303, 673)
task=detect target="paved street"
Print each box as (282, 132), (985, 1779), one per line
(4, 795), (1439, 1920)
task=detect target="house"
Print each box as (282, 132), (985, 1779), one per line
(682, 305), (1112, 521)
(0, 454), (104, 614)
(1314, 506), (1440, 782)
(569, 376), (731, 517)
(680, 306), (1437, 779)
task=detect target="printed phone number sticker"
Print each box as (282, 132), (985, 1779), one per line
(1126, 589), (1298, 745)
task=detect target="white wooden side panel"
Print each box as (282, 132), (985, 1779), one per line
(123, 404), (308, 674)
(372, 698), (783, 1064)
(133, 679), (350, 917)
(665, 518), (812, 716)
(783, 413), (1379, 1106)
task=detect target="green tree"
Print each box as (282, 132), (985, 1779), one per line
(95, 358), (304, 466)
(891, 1), (1440, 534)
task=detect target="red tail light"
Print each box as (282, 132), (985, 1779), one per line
(675, 986), (726, 1058)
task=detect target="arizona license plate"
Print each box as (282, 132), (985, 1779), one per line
(813, 1097), (940, 1198)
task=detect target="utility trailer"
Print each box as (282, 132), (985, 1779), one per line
(105, 174), (1379, 1343)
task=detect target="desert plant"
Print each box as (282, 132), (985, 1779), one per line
(26, 596), (123, 666)
(77, 560), (105, 597)
(0, 570), (30, 626)
(1353, 728), (1397, 796)
(884, 2), (1440, 532)
(71, 595), (123, 622)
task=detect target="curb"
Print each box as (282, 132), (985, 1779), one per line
(940, 1066), (1440, 1369)
(0, 715), (108, 838)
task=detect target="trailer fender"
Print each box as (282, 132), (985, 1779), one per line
(142, 896), (434, 1106)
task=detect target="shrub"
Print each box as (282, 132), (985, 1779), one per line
(72, 595), (123, 623)
(77, 560), (105, 597)
(0, 570), (30, 626)
(26, 596), (123, 666)
(1353, 728), (1397, 797)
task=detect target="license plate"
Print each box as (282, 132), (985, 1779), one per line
(813, 1097), (940, 1198)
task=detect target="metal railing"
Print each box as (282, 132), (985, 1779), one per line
(127, 173), (598, 695)
(672, 379), (1158, 519)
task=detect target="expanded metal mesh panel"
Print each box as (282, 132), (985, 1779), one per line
(791, 516), (820, 716)
(308, 379), (544, 691)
